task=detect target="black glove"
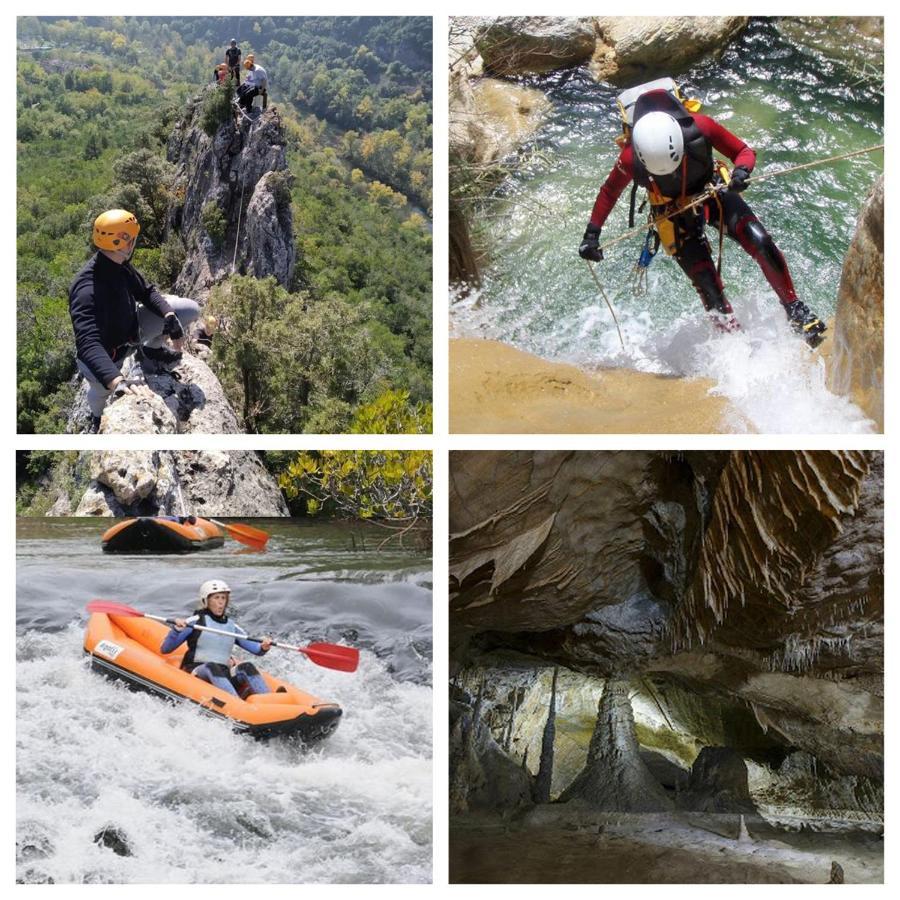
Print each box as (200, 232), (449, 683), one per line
(728, 166), (751, 193)
(578, 224), (603, 262)
(162, 314), (184, 340)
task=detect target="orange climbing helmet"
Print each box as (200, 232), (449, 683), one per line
(93, 209), (140, 251)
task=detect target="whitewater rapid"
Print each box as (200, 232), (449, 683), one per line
(17, 625), (432, 883)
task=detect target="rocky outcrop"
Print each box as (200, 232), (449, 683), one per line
(591, 17), (749, 85)
(68, 337), (242, 435)
(469, 16), (748, 82)
(828, 176), (884, 431)
(47, 450), (288, 517)
(166, 88), (295, 300)
(476, 17), (596, 76)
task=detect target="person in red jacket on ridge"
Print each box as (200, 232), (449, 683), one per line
(579, 86), (826, 347)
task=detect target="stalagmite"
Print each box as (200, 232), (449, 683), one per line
(534, 667), (558, 803)
(560, 681), (672, 811)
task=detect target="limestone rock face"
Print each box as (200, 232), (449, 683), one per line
(67, 450), (288, 517)
(828, 176), (884, 431)
(167, 89), (295, 301)
(476, 17), (596, 76)
(591, 16), (749, 84)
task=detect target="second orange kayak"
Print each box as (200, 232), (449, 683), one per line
(101, 517), (224, 553)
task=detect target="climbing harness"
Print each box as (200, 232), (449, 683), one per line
(631, 228), (660, 296)
(598, 143), (884, 257)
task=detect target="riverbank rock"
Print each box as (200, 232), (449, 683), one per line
(827, 176), (883, 431)
(450, 72), (550, 167)
(591, 17), (749, 84)
(66, 450), (288, 517)
(166, 88), (295, 301)
(476, 17), (596, 76)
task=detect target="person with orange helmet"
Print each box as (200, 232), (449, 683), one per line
(236, 53), (268, 112)
(68, 209), (201, 432)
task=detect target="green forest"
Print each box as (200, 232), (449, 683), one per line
(17, 16), (432, 434)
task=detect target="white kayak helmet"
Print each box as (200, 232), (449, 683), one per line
(632, 111), (684, 176)
(199, 579), (231, 608)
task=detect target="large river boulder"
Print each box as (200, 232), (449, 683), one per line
(476, 17), (596, 76)
(592, 16), (749, 84)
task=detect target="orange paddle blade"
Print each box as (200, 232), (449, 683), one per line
(210, 519), (270, 550)
(300, 642), (360, 673)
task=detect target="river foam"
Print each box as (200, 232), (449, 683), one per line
(17, 625), (432, 884)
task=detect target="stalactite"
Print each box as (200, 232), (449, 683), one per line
(534, 666), (558, 803)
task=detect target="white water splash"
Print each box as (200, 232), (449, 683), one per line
(16, 626), (432, 884)
(452, 282), (875, 434)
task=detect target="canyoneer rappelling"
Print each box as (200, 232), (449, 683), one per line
(578, 78), (827, 348)
(68, 209), (201, 433)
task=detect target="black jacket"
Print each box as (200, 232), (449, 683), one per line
(68, 252), (172, 386)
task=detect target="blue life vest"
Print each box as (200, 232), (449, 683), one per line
(192, 615), (247, 665)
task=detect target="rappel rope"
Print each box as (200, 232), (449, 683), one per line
(585, 260), (626, 351)
(586, 142), (883, 343)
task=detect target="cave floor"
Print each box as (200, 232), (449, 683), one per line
(450, 814), (883, 884)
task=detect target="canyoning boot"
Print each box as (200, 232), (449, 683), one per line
(709, 311), (741, 335)
(140, 345), (183, 369)
(87, 415), (102, 435)
(784, 300), (826, 349)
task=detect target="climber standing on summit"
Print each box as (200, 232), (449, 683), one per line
(578, 78), (826, 347)
(225, 39), (241, 85)
(68, 209), (201, 433)
(236, 54), (268, 112)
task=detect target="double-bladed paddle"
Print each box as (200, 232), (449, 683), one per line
(86, 600), (359, 673)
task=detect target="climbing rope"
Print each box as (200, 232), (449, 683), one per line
(585, 260), (626, 351)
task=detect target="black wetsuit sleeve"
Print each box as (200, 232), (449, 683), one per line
(128, 265), (173, 319)
(69, 279), (121, 387)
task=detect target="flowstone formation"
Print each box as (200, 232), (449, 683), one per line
(449, 450), (883, 883)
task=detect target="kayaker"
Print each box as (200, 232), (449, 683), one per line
(160, 579), (273, 698)
(68, 208), (202, 433)
(578, 79), (826, 347)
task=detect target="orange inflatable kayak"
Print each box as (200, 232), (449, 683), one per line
(84, 613), (343, 742)
(101, 517), (224, 553)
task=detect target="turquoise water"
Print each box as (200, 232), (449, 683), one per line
(454, 20), (883, 432)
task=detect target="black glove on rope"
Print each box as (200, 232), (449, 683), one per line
(162, 314), (184, 340)
(728, 166), (751, 193)
(579, 224), (603, 262)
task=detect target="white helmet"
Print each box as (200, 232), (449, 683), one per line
(632, 111), (684, 176)
(198, 579), (231, 607)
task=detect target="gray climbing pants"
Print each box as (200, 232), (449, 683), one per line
(77, 297), (201, 417)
